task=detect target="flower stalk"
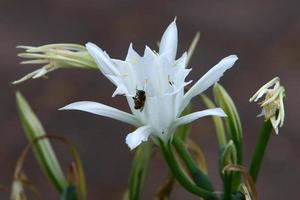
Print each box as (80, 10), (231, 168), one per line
(249, 120), (273, 183)
(159, 140), (218, 200)
(249, 77), (286, 182)
(173, 137), (214, 192)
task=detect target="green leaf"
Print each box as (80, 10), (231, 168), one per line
(220, 141), (237, 172)
(61, 185), (77, 200)
(128, 142), (152, 200)
(213, 83), (243, 164)
(219, 140), (238, 199)
(10, 172), (27, 200)
(201, 94), (227, 148)
(15, 91), (67, 193)
(59, 136), (87, 200)
(223, 164), (257, 200)
(213, 83), (243, 193)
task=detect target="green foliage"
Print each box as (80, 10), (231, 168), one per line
(213, 83), (243, 163)
(173, 137), (214, 192)
(213, 83), (243, 194)
(61, 185), (77, 200)
(16, 92), (87, 200)
(201, 94), (227, 148)
(16, 92), (67, 193)
(160, 140), (218, 200)
(219, 140), (237, 200)
(128, 142), (152, 200)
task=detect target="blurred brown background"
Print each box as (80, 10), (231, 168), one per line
(0, 0), (299, 199)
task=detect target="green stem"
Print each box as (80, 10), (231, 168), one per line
(159, 140), (218, 200)
(173, 137), (214, 191)
(128, 143), (152, 200)
(249, 120), (273, 182)
(223, 172), (233, 200)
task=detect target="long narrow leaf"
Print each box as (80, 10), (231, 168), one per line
(16, 92), (67, 193)
(223, 164), (257, 200)
(201, 94), (227, 148)
(128, 142), (152, 200)
(213, 84), (243, 193)
(213, 84), (243, 162)
(61, 186), (77, 200)
(219, 140), (237, 199)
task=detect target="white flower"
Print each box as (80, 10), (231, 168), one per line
(14, 44), (97, 84)
(249, 77), (285, 134)
(60, 20), (238, 150)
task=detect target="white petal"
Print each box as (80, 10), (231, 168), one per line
(144, 45), (157, 58)
(173, 108), (226, 127)
(32, 68), (47, 79)
(270, 117), (279, 134)
(126, 126), (152, 150)
(144, 94), (176, 134)
(181, 55), (238, 112)
(86, 42), (120, 76)
(105, 75), (128, 96)
(175, 52), (188, 70)
(125, 43), (141, 64)
(60, 101), (140, 127)
(112, 86), (127, 97)
(159, 19), (178, 61)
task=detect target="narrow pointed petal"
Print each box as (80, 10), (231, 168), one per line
(32, 68), (47, 79)
(173, 108), (226, 127)
(125, 43), (141, 62)
(85, 42), (120, 75)
(112, 86), (127, 97)
(106, 75), (128, 96)
(126, 126), (152, 150)
(159, 19), (178, 61)
(270, 117), (279, 134)
(181, 55), (238, 111)
(60, 101), (140, 127)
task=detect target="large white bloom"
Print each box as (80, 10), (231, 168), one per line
(60, 20), (238, 150)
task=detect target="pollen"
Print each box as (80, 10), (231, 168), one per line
(131, 57), (137, 65)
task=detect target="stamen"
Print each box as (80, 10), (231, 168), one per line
(168, 74), (174, 86)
